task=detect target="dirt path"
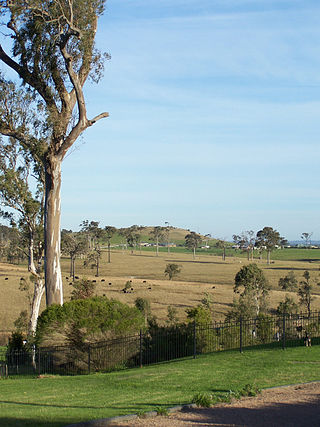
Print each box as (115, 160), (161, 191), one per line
(112, 382), (320, 426)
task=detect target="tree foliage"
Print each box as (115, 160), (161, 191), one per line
(234, 263), (269, 316)
(36, 296), (144, 347)
(164, 263), (181, 280)
(256, 226), (284, 264)
(185, 231), (202, 259)
(278, 271), (298, 291)
(70, 278), (96, 300)
(0, 0), (109, 305)
(298, 270), (315, 318)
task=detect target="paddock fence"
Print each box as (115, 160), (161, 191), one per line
(1, 311), (319, 377)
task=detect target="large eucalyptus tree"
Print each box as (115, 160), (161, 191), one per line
(0, 0), (109, 305)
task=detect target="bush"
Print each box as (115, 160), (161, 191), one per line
(36, 296), (145, 347)
(70, 278), (96, 300)
(192, 392), (213, 407)
(240, 383), (261, 397)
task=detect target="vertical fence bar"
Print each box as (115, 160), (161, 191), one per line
(88, 345), (91, 374)
(38, 348), (41, 375)
(282, 313), (286, 350)
(239, 317), (243, 353)
(139, 330), (143, 368)
(193, 321), (197, 359)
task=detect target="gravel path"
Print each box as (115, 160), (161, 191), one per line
(111, 382), (320, 427)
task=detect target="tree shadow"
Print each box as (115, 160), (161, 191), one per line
(179, 397), (320, 426)
(267, 266), (320, 271)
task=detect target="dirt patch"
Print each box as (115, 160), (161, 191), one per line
(112, 382), (320, 426)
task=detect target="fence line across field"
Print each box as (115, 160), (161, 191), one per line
(1, 311), (319, 377)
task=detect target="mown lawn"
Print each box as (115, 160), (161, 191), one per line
(0, 345), (319, 427)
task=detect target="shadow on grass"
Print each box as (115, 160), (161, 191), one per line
(165, 259), (227, 265)
(0, 400), (107, 410)
(179, 398), (320, 427)
(267, 265), (320, 271)
(0, 418), (70, 427)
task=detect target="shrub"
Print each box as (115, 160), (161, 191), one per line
(164, 263), (181, 280)
(192, 392), (212, 407)
(240, 383), (261, 397)
(70, 278), (96, 300)
(36, 296), (145, 348)
(155, 407), (169, 416)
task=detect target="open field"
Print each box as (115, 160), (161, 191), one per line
(0, 346), (319, 427)
(1, 250), (320, 334)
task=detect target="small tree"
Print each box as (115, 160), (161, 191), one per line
(104, 226), (117, 263)
(276, 296), (298, 316)
(298, 271), (315, 318)
(234, 264), (269, 316)
(164, 263), (181, 280)
(84, 247), (101, 277)
(215, 239), (227, 261)
(61, 231), (87, 280)
(185, 231), (202, 259)
(0, 139), (44, 336)
(301, 232), (313, 247)
(233, 230), (256, 261)
(135, 297), (151, 325)
(166, 306), (179, 325)
(71, 278), (96, 300)
(149, 226), (166, 257)
(278, 271), (298, 291)
(256, 226), (284, 264)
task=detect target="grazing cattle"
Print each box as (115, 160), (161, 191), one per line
(101, 279), (105, 282)
(109, 282), (112, 286)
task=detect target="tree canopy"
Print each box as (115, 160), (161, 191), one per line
(0, 0), (109, 305)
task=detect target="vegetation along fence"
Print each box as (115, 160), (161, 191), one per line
(1, 311), (319, 377)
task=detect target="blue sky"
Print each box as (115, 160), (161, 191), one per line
(60, 0), (320, 240)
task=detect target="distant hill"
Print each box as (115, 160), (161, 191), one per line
(109, 226), (215, 246)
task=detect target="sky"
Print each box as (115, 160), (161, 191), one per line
(38, 1), (320, 240)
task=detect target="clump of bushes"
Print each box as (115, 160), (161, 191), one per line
(192, 383), (261, 407)
(36, 296), (145, 348)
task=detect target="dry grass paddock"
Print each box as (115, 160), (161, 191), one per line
(1, 250), (320, 334)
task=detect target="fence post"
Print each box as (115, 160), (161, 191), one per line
(38, 348), (41, 375)
(282, 313), (286, 350)
(239, 316), (243, 353)
(193, 321), (197, 359)
(139, 330), (143, 368)
(88, 345), (91, 374)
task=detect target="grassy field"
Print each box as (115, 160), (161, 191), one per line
(1, 249), (320, 335)
(0, 345), (319, 426)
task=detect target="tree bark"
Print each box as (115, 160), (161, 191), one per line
(108, 241), (111, 263)
(29, 279), (45, 335)
(44, 157), (63, 305)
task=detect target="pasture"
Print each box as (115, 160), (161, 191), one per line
(1, 249), (320, 335)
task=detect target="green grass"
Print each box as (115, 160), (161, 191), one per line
(0, 346), (319, 426)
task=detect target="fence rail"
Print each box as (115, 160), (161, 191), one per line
(1, 311), (319, 377)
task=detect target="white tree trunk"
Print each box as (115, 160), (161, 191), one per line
(44, 158), (63, 305)
(29, 279), (45, 335)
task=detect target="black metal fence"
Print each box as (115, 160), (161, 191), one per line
(1, 311), (319, 377)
